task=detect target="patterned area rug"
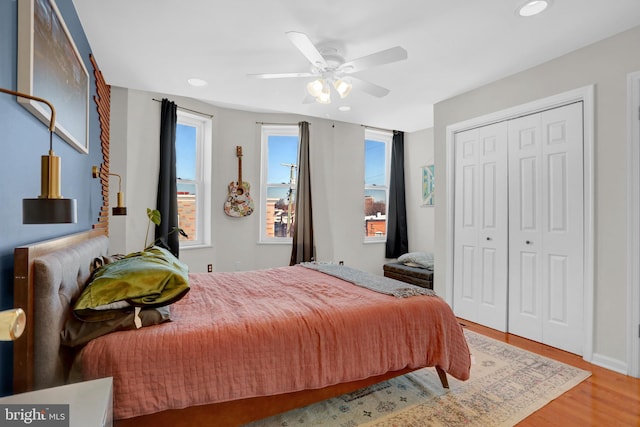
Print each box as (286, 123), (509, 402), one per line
(245, 330), (591, 427)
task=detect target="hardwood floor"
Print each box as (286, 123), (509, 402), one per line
(461, 319), (640, 426)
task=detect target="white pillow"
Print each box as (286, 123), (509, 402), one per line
(397, 252), (434, 269)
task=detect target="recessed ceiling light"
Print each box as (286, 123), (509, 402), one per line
(187, 78), (208, 87)
(338, 106), (351, 112)
(518, 0), (550, 17)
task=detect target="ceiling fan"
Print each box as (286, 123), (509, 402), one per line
(248, 31), (408, 104)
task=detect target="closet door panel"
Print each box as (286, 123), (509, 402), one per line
(519, 251), (539, 315)
(547, 153), (568, 232)
(508, 114), (544, 340)
(548, 254), (568, 323)
(481, 248), (497, 305)
(540, 103), (584, 355)
(519, 156), (538, 230)
(476, 124), (508, 330)
(508, 102), (584, 354)
(454, 123), (508, 331)
(454, 131), (481, 321)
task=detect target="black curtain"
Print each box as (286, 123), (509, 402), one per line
(385, 131), (408, 258)
(290, 121), (314, 265)
(156, 98), (180, 257)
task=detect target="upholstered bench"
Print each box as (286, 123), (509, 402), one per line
(383, 252), (434, 289)
(383, 262), (433, 289)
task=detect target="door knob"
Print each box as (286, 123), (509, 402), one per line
(486, 237), (492, 241)
(526, 240), (532, 245)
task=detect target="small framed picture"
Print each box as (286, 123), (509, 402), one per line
(422, 164), (434, 207)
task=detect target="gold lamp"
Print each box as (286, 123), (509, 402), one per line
(0, 87), (77, 224)
(92, 165), (127, 215)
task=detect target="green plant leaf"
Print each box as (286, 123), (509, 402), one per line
(147, 208), (161, 226)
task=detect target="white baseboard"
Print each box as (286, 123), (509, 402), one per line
(590, 352), (628, 376)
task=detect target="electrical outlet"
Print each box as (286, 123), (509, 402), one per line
(207, 264), (213, 273)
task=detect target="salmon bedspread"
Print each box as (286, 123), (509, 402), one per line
(80, 265), (471, 420)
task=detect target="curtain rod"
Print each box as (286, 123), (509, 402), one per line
(361, 124), (396, 133)
(152, 98), (214, 118)
(256, 121), (308, 126)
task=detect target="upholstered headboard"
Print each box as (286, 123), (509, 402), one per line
(13, 228), (109, 393)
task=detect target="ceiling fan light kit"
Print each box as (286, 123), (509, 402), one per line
(333, 78), (352, 99)
(306, 79), (324, 97)
(249, 31), (407, 105)
(317, 83), (331, 104)
(306, 77), (352, 104)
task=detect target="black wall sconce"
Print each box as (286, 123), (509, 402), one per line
(0, 87), (77, 224)
(92, 165), (127, 215)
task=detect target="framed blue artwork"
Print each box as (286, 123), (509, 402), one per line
(422, 164), (434, 207)
(18, 0), (90, 153)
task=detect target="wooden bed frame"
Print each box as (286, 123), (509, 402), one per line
(13, 229), (449, 427)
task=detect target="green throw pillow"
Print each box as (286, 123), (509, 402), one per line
(74, 246), (189, 321)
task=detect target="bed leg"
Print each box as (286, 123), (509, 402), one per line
(435, 366), (449, 389)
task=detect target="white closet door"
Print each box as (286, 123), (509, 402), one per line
(507, 113), (544, 341)
(453, 122), (508, 331)
(508, 102), (584, 354)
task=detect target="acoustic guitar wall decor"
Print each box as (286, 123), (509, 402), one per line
(224, 146), (254, 217)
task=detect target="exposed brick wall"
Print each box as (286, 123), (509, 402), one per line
(178, 194), (196, 241)
(365, 219), (386, 237)
(90, 54), (111, 233)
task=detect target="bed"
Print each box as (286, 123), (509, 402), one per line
(13, 229), (471, 426)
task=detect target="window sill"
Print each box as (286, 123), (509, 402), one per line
(180, 243), (212, 251)
(363, 239), (387, 244)
(258, 240), (293, 245)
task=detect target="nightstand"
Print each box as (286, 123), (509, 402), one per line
(0, 377), (112, 427)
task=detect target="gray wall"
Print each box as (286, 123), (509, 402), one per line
(405, 128), (436, 254)
(434, 25), (640, 369)
(109, 88), (434, 275)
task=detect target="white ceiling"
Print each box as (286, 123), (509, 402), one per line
(72, 0), (640, 132)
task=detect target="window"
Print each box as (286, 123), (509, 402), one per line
(364, 129), (392, 241)
(260, 125), (299, 243)
(176, 110), (212, 248)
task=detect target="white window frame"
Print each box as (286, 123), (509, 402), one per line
(364, 128), (392, 243)
(259, 124), (299, 244)
(176, 110), (212, 249)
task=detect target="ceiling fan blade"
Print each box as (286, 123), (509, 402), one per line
(286, 31), (328, 69)
(351, 76), (390, 98)
(340, 46), (407, 74)
(248, 72), (317, 79)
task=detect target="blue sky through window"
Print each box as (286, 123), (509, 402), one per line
(268, 135), (299, 184)
(365, 139), (386, 186)
(176, 123), (196, 180)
